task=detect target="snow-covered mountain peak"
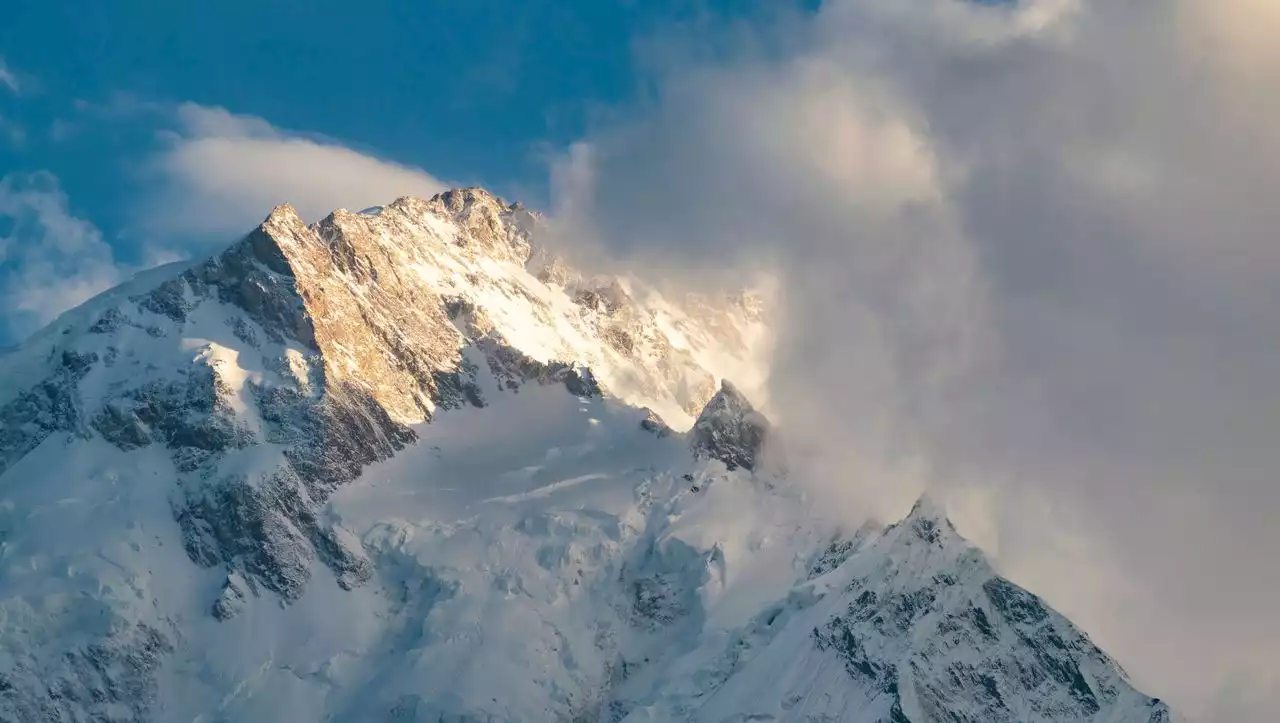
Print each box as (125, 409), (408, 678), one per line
(264, 200), (304, 224)
(904, 491), (946, 521)
(890, 491), (961, 548)
(0, 185), (771, 613)
(127, 190), (760, 428)
(0, 187), (1178, 723)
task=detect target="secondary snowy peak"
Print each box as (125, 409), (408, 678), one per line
(627, 494), (1178, 723)
(893, 491), (962, 548)
(690, 379), (770, 471)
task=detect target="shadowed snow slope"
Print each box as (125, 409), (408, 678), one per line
(0, 189), (1174, 722)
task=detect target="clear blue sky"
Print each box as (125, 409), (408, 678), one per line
(0, 0), (808, 344)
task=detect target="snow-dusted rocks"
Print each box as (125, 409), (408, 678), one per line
(620, 495), (1177, 723)
(690, 380), (770, 471)
(802, 497), (1175, 723)
(0, 187), (1175, 722)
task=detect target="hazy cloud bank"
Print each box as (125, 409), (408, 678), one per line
(547, 1), (1280, 719)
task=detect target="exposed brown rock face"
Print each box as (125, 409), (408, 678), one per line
(262, 202), (466, 423)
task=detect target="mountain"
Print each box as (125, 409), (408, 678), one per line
(0, 188), (1175, 722)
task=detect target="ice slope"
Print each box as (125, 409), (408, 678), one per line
(0, 187), (1177, 722)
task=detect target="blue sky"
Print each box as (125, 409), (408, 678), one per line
(0, 0), (798, 343)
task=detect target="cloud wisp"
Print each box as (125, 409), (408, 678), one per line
(0, 57), (20, 94)
(547, 0), (1280, 719)
(142, 103), (446, 238)
(0, 172), (125, 342)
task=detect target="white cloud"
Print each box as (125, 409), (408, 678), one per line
(0, 172), (125, 342)
(143, 103), (446, 237)
(550, 0), (1280, 719)
(0, 58), (19, 94)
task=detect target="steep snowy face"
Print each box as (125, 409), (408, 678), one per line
(620, 496), (1178, 723)
(0, 187), (1177, 723)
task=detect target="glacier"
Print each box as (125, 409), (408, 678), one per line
(0, 188), (1177, 722)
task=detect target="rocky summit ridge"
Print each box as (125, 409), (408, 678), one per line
(0, 188), (1176, 722)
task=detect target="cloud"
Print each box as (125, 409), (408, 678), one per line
(142, 103), (446, 238)
(0, 172), (125, 342)
(549, 0), (1280, 719)
(0, 57), (19, 94)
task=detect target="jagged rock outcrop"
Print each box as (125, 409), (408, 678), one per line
(0, 349), (98, 477)
(689, 379), (770, 471)
(639, 408), (673, 438)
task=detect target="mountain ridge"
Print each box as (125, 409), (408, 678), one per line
(0, 188), (1176, 722)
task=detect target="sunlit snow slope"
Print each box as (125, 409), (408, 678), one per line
(0, 188), (1175, 723)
